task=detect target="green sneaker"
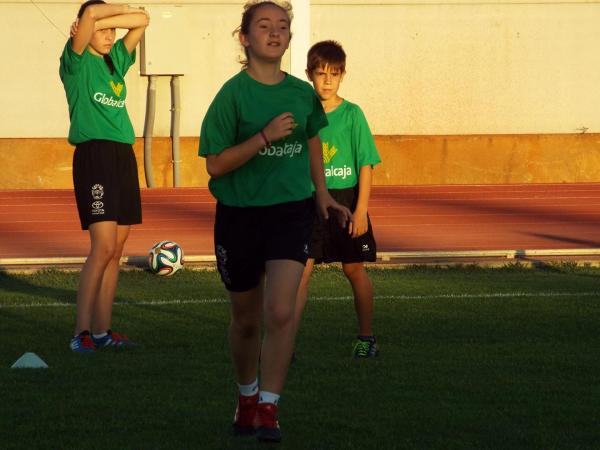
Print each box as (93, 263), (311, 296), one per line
(352, 336), (379, 358)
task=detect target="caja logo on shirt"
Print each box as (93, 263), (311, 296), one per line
(322, 141), (352, 180)
(322, 142), (337, 164)
(110, 81), (123, 97)
(93, 81), (125, 108)
(258, 141), (302, 158)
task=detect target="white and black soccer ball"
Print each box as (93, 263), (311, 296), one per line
(148, 240), (184, 276)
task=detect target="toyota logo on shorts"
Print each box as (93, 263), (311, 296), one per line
(92, 201), (104, 210)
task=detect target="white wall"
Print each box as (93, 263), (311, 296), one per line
(1, 0), (599, 137)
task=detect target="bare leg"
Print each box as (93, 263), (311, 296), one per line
(91, 225), (130, 334)
(292, 258), (314, 335)
(342, 262), (374, 336)
(229, 280), (264, 385)
(74, 221), (118, 334)
(260, 260), (304, 394)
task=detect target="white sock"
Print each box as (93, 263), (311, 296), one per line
(238, 379), (259, 397)
(259, 391), (280, 405)
(92, 332), (108, 339)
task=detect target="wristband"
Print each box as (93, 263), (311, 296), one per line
(259, 130), (271, 147)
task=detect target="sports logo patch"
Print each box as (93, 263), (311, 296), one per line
(216, 245), (231, 284)
(91, 184), (104, 200)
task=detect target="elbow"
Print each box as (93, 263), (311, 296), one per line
(84, 6), (100, 21)
(206, 160), (223, 179)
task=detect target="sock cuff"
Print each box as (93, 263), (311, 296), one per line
(238, 378), (259, 396)
(259, 390), (280, 405)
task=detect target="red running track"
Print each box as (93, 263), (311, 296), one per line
(1, 184), (600, 261)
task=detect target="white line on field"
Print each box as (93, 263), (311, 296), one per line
(1, 291), (599, 309)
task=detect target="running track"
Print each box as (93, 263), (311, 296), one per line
(2, 184), (600, 267)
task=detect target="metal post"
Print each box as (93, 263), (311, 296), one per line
(170, 75), (181, 187)
(143, 75), (157, 188)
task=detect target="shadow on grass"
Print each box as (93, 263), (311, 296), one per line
(0, 271), (76, 305)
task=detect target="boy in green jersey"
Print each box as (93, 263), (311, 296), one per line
(199, 2), (351, 443)
(294, 40), (382, 359)
(59, 0), (149, 353)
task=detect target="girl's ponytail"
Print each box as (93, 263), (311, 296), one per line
(103, 55), (115, 75)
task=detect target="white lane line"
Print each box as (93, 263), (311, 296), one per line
(1, 291), (598, 309)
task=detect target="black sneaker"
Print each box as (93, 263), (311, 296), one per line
(352, 336), (379, 358)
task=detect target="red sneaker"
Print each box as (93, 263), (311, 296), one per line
(92, 330), (138, 349)
(69, 330), (95, 353)
(232, 393), (259, 436)
(254, 402), (281, 443)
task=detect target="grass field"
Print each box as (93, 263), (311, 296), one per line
(1, 264), (599, 449)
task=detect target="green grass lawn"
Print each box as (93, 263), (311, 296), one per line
(1, 265), (599, 449)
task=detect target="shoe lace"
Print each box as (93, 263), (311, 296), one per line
(354, 340), (370, 357)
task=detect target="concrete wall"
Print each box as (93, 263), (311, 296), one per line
(1, 1), (599, 188)
(4, 133), (600, 189)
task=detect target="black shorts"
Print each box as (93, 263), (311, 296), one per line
(310, 186), (377, 264)
(214, 199), (315, 292)
(73, 140), (142, 230)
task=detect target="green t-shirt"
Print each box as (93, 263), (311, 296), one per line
(199, 70), (327, 207)
(319, 100), (381, 190)
(59, 39), (136, 145)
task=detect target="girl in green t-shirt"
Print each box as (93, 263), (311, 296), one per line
(199, 1), (351, 443)
(59, 0), (149, 353)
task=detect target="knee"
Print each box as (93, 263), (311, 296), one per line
(264, 305), (294, 331)
(231, 317), (261, 339)
(91, 242), (117, 263)
(342, 263), (363, 279)
(112, 243), (126, 261)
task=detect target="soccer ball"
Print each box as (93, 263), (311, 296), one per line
(148, 240), (184, 276)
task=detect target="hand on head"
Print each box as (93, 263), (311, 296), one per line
(70, 18), (79, 38)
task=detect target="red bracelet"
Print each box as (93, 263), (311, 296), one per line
(259, 130), (271, 147)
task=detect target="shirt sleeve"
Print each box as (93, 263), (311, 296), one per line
(59, 39), (84, 79)
(109, 39), (136, 77)
(305, 91), (328, 139)
(199, 84), (239, 157)
(352, 105), (381, 168)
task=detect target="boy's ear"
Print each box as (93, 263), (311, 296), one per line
(305, 69), (312, 81)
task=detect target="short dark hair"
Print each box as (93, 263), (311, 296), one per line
(77, 0), (106, 19)
(307, 40), (346, 74)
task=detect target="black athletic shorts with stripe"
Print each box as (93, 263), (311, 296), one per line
(309, 186), (377, 264)
(72, 139), (142, 230)
(214, 199), (315, 292)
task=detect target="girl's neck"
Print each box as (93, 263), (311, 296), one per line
(87, 45), (104, 57)
(246, 61), (286, 85)
(322, 95), (343, 113)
